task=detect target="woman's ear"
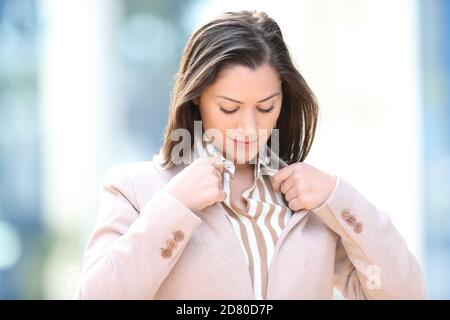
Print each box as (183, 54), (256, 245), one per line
(192, 98), (199, 106)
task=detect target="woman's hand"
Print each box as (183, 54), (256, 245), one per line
(164, 156), (227, 213)
(271, 162), (337, 211)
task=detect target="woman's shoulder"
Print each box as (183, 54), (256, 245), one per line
(103, 160), (155, 183)
(101, 154), (186, 210)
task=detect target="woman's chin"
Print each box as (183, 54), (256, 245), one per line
(229, 152), (259, 166)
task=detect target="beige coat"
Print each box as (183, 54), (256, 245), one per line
(76, 158), (426, 299)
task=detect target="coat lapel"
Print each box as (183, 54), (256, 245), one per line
(196, 202), (255, 298)
(268, 209), (311, 274)
(197, 203), (311, 299)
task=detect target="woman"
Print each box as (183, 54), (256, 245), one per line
(76, 10), (426, 300)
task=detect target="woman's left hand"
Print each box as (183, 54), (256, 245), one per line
(271, 162), (337, 211)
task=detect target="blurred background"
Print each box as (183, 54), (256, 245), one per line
(0, 0), (448, 299)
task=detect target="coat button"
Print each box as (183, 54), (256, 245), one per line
(173, 230), (185, 242)
(341, 210), (351, 221)
(166, 239), (177, 249)
(353, 222), (363, 233)
(347, 215), (356, 226)
(161, 247), (172, 258)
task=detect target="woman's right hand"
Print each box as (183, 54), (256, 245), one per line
(164, 156), (227, 213)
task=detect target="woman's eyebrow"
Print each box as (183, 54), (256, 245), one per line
(215, 92), (280, 104)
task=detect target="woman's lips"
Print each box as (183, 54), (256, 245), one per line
(228, 137), (257, 145)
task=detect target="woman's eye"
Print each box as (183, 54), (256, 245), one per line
(219, 105), (275, 114)
(219, 105), (238, 115)
(258, 105), (275, 113)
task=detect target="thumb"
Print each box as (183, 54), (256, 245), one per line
(219, 190), (227, 202)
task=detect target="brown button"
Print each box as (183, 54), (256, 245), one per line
(353, 222), (363, 233)
(173, 230), (184, 242)
(347, 215), (356, 226)
(161, 247), (172, 258)
(166, 239), (177, 249)
(341, 210), (351, 221)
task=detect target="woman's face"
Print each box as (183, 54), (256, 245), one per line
(197, 63), (282, 165)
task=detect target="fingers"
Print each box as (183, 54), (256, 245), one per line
(209, 162), (225, 202)
(271, 165), (295, 192)
(280, 176), (296, 194)
(272, 165), (305, 210)
(284, 187), (298, 202)
(282, 179), (303, 210)
(201, 156), (224, 173)
(215, 170), (224, 191)
(213, 169), (223, 181)
(288, 198), (303, 211)
(217, 173), (226, 202)
(213, 184), (227, 203)
(219, 190), (227, 202)
(212, 159), (224, 174)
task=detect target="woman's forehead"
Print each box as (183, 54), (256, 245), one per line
(206, 64), (282, 102)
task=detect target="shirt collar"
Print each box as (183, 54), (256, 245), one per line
(192, 132), (286, 179)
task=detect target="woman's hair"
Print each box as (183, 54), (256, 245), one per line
(159, 10), (318, 168)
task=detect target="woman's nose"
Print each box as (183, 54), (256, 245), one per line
(238, 110), (258, 136)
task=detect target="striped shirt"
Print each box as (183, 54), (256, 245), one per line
(193, 134), (293, 300)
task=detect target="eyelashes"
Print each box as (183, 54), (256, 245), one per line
(219, 106), (238, 115)
(259, 105), (275, 114)
(219, 105), (275, 115)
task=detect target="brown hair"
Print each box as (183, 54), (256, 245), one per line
(159, 10), (318, 168)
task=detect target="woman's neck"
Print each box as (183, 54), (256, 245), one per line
(234, 162), (253, 171)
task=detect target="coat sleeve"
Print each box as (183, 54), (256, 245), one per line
(76, 164), (202, 299)
(311, 176), (427, 299)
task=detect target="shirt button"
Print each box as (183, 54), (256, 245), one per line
(161, 247), (172, 258)
(173, 230), (185, 242)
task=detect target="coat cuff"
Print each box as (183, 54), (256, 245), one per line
(310, 176), (426, 299)
(137, 188), (203, 263)
(311, 176), (391, 243)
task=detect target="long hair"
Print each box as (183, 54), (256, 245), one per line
(159, 10), (318, 168)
